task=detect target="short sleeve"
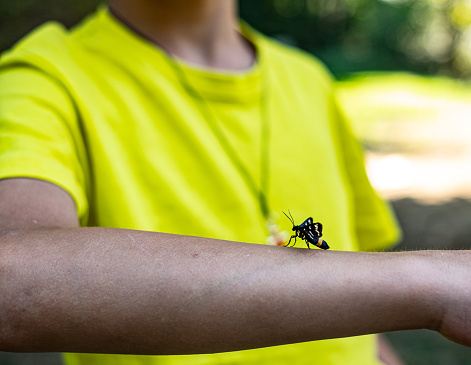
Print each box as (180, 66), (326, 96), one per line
(332, 95), (402, 251)
(0, 65), (89, 224)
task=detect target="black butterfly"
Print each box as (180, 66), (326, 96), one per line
(283, 210), (329, 250)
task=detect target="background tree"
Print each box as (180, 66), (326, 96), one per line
(3, 0), (471, 78)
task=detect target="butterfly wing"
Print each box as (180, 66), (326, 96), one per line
(304, 229), (319, 242)
(296, 216), (329, 250)
(300, 218), (323, 237)
(300, 217), (313, 227)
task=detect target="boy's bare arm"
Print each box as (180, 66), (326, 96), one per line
(1, 178), (470, 355)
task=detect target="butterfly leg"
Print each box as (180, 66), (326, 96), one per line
(306, 237), (319, 249)
(285, 234), (297, 247)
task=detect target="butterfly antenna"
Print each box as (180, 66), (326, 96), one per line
(283, 210), (294, 225)
(288, 209), (295, 223)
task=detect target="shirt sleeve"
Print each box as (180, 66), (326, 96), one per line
(0, 64), (89, 224)
(331, 93), (402, 251)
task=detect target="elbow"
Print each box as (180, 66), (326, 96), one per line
(0, 315), (38, 353)
(0, 231), (34, 352)
(0, 318), (24, 353)
(0, 228), (71, 353)
(0, 280), (22, 352)
(0, 285), (41, 353)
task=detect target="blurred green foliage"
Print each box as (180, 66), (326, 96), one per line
(240, 0), (471, 78)
(3, 0), (471, 78)
(0, 0), (102, 50)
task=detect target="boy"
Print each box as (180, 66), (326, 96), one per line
(1, 1), (470, 364)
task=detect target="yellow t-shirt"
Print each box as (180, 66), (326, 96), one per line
(0, 7), (400, 365)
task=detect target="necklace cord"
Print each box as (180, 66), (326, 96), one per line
(108, 5), (272, 220)
(170, 60), (272, 220)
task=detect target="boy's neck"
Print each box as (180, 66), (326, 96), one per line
(109, 0), (255, 70)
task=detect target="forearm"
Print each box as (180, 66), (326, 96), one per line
(0, 227), (455, 354)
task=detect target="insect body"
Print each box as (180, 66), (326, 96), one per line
(283, 211), (329, 250)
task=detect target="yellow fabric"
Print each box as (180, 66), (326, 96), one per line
(0, 6), (400, 365)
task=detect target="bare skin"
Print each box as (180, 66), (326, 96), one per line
(1, 178), (471, 355)
(2, 0), (471, 357)
(108, 0), (255, 70)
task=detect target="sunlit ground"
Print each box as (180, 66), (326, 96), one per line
(338, 72), (471, 203)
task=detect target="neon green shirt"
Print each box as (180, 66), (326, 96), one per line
(0, 7), (400, 365)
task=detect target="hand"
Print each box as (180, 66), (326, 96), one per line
(432, 251), (471, 347)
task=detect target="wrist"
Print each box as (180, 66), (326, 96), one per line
(415, 250), (471, 346)
(402, 251), (447, 332)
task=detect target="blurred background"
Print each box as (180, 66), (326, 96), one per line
(1, 0), (471, 364)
